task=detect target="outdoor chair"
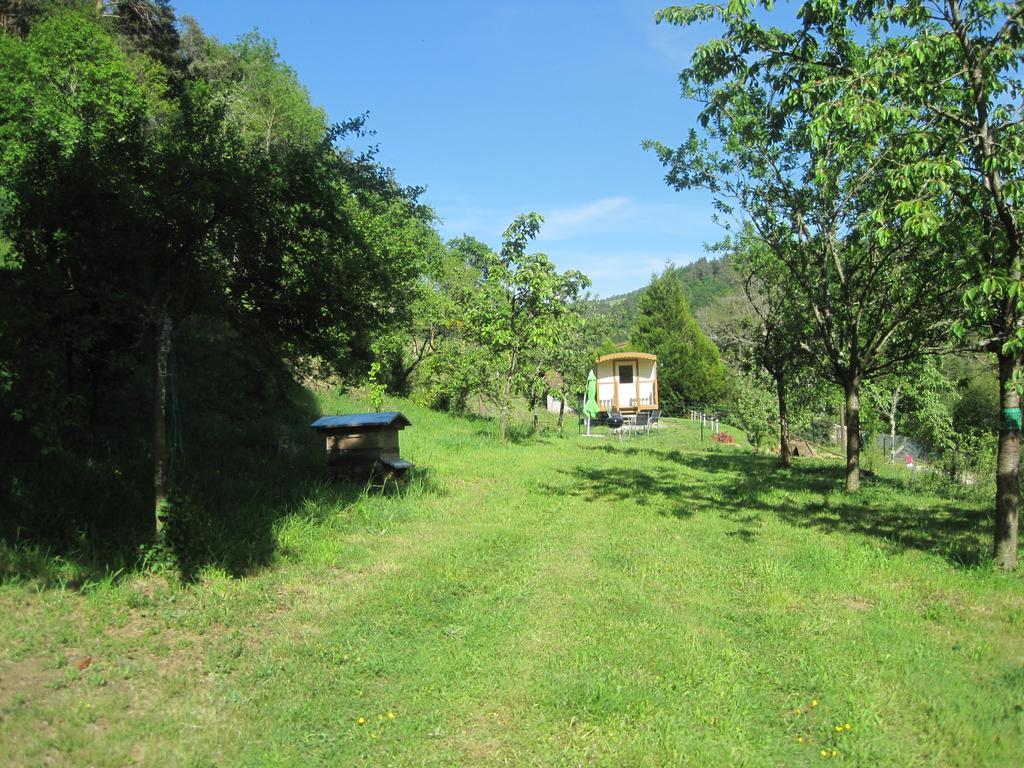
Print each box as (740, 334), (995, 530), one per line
(650, 409), (662, 429)
(631, 410), (651, 435)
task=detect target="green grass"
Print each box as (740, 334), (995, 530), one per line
(2, 393), (1022, 766)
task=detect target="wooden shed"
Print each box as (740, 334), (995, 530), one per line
(595, 352), (659, 413)
(310, 412), (413, 480)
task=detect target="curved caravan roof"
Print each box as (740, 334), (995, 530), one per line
(597, 351), (657, 363)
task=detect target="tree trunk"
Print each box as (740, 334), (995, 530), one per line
(498, 391), (509, 442)
(844, 379), (861, 492)
(65, 335), (75, 399)
(995, 351), (1020, 570)
(889, 401), (897, 464)
(498, 351), (518, 443)
(557, 397), (566, 435)
(498, 377), (512, 443)
(153, 309), (172, 538)
(776, 375), (791, 468)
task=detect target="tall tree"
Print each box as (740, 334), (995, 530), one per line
(726, 231), (815, 467)
(406, 236), (487, 387)
(646, 4), (962, 491)
(0, 5), (431, 541)
(631, 268), (729, 412)
(803, 0), (1024, 568)
(404, 237), (492, 410)
(467, 214), (590, 442)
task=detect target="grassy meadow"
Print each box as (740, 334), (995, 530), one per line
(1, 392), (1022, 766)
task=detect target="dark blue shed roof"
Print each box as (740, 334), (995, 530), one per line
(310, 412), (411, 431)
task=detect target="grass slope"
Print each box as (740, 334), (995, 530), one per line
(2, 394), (1022, 766)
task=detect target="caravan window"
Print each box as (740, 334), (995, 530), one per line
(619, 364), (633, 384)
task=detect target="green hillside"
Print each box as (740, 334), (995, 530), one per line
(2, 393), (1018, 767)
(593, 256), (741, 342)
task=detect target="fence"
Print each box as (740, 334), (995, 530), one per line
(578, 398), (991, 478)
(672, 402), (995, 494)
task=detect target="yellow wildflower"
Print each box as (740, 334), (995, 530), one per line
(811, 699), (818, 707)
(844, 723), (852, 730)
(832, 750), (838, 757)
(820, 749), (828, 757)
(387, 711), (396, 720)
(357, 717), (365, 726)
(797, 736), (805, 743)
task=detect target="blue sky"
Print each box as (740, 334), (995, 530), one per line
(171, 1), (724, 297)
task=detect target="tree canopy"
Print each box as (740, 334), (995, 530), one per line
(647, 1), (963, 492)
(466, 214), (590, 442)
(0, 3), (434, 541)
(631, 268), (729, 411)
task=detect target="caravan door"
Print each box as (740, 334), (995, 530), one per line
(618, 362), (637, 408)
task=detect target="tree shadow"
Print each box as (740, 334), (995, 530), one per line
(558, 441), (991, 566)
(1, 317), (443, 587)
(660, 449), (992, 566)
(551, 464), (697, 520)
(468, 422), (558, 445)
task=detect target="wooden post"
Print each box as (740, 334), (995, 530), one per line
(153, 310), (172, 538)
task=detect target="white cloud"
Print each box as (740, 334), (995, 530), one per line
(435, 206), (509, 243)
(539, 196), (633, 240)
(434, 196), (639, 244)
(428, 192), (723, 296)
(539, 196), (724, 245)
(432, 191), (720, 244)
(550, 247), (707, 298)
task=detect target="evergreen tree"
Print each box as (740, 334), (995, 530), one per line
(631, 269), (728, 412)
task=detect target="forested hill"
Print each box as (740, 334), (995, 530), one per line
(592, 256), (740, 341)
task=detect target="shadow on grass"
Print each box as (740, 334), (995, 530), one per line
(1, 319), (444, 587)
(552, 465), (697, 520)
(467, 421), (560, 445)
(678, 451), (992, 566)
(567, 443), (993, 567)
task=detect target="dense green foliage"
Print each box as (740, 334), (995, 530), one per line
(0, 1), (621, 550)
(0, 4), (433, 542)
(648, 0), (1021, 567)
(0, 0), (605, 553)
(402, 236), (491, 411)
(631, 269), (729, 411)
